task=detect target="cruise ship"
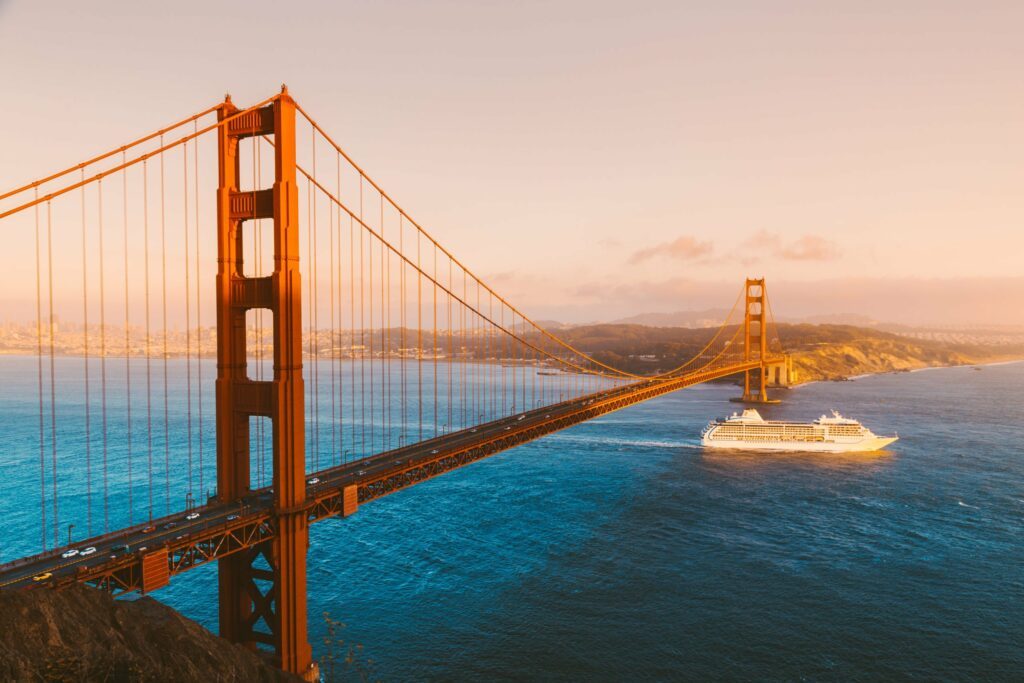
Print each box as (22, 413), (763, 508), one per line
(701, 409), (898, 452)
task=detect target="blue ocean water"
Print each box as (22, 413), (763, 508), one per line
(3, 359), (1024, 680)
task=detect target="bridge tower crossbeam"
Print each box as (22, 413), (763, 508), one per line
(215, 88), (315, 680)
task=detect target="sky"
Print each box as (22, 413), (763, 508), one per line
(1, 0), (1021, 326)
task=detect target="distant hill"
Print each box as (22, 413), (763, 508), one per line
(605, 309), (881, 329)
(534, 319), (577, 331)
(607, 308), (730, 328)
(793, 313), (880, 327)
(531, 322), (1024, 382)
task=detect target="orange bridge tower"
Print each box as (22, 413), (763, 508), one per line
(215, 87), (316, 680)
(735, 277), (780, 404)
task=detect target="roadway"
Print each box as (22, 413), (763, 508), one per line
(0, 362), (762, 592)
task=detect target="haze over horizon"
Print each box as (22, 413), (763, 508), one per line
(1, 1), (1020, 326)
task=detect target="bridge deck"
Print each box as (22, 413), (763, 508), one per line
(0, 361), (765, 593)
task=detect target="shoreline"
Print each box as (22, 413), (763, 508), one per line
(790, 357), (1024, 389)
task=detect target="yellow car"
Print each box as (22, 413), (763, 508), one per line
(32, 572), (53, 582)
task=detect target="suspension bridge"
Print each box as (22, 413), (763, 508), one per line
(0, 87), (786, 679)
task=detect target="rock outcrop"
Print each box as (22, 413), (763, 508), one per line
(0, 585), (301, 682)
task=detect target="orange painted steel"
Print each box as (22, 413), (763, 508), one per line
(214, 88), (313, 677)
(140, 549), (170, 593)
(741, 278), (770, 402)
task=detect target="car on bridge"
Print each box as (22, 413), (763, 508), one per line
(32, 572), (52, 582)
(60, 549), (79, 559)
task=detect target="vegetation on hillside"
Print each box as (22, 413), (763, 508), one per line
(540, 323), (1024, 382)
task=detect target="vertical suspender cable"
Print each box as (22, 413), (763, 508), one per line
(461, 268), (467, 429)
(194, 121), (204, 498)
(359, 180), (366, 456)
(336, 152), (342, 466)
(99, 179), (109, 531)
(81, 171), (92, 535)
(34, 192), (47, 550)
(350, 214), (356, 461)
(329, 148), (337, 466)
(447, 258), (453, 432)
(400, 214), (406, 443)
(514, 315), (519, 409)
(417, 230), (422, 442)
(97, 179), (109, 532)
(432, 243), (438, 436)
(122, 153), (133, 524)
(46, 201), (59, 546)
(183, 143), (194, 498)
(159, 139), (170, 514)
(311, 133), (320, 471)
(143, 160), (153, 521)
(383, 196), (390, 449)
(309, 172), (319, 470)
(306, 176), (313, 465)
(500, 305), (506, 416)
(365, 181), (374, 455)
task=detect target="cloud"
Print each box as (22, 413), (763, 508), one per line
(629, 235), (714, 264)
(780, 235), (840, 261)
(628, 231), (838, 268)
(743, 230), (839, 262)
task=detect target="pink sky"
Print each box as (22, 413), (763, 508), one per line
(1, 1), (1021, 325)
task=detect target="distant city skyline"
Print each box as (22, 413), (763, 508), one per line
(1, 1), (1020, 325)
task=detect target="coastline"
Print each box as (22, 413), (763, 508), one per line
(790, 356), (1024, 389)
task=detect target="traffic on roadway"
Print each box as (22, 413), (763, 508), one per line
(0, 371), (713, 593)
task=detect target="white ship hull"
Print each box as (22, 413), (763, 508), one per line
(701, 435), (898, 453)
(700, 409), (898, 453)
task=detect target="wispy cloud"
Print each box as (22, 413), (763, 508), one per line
(629, 235), (714, 264)
(744, 230), (840, 262)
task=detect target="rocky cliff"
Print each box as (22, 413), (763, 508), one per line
(0, 585), (301, 682)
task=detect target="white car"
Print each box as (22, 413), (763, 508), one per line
(307, 477), (320, 485)
(80, 547), (97, 556)
(186, 512), (200, 521)
(517, 415), (525, 421)
(431, 449), (439, 454)
(227, 514), (240, 521)
(61, 549), (79, 559)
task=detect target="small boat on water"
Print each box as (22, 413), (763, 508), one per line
(701, 409), (897, 452)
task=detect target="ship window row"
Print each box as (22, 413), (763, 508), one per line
(711, 434), (825, 442)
